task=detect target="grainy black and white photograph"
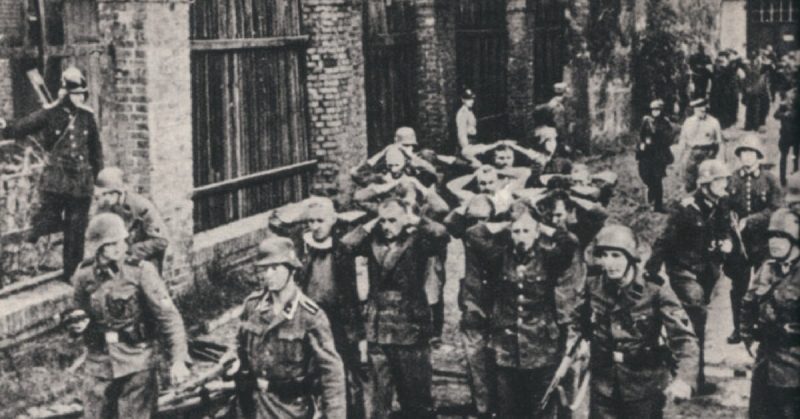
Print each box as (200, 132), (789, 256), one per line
(0, 0), (797, 418)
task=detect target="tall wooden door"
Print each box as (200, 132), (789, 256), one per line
(455, 0), (509, 143)
(532, 0), (566, 103)
(363, 0), (419, 155)
(747, 0), (798, 56)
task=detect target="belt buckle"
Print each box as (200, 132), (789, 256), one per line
(613, 351), (624, 363)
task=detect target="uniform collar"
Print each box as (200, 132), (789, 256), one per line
(770, 256), (800, 276)
(257, 286), (300, 320)
(605, 270), (644, 302)
(739, 166), (760, 178)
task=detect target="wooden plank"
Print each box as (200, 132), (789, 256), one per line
(192, 161), (318, 198)
(190, 36), (310, 51)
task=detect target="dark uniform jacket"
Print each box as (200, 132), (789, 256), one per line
(637, 114), (674, 175)
(469, 225), (585, 369)
(236, 287), (346, 418)
(99, 192), (169, 267)
(579, 270), (699, 400)
(646, 190), (734, 279)
(728, 167), (782, 266)
(741, 259), (800, 387)
(3, 102), (102, 197)
(341, 218), (449, 345)
(72, 259), (188, 379)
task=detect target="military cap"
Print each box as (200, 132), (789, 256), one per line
(650, 99), (664, 110)
(95, 167), (126, 193)
(593, 224), (640, 261)
(255, 237), (302, 268)
(61, 66), (88, 94)
(690, 98), (707, 108)
(553, 82), (567, 94)
(768, 208), (800, 241)
(734, 133), (765, 159)
(461, 88), (476, 100)
(85, 213), (129, 256)
(394, 127), (418, 146)
(697, 159), (730, 184)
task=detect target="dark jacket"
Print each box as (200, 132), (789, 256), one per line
(579, 270), (699, 400)
(3, 102), (102, 197)
(637, 114), (674, 173)
(741, 259), (800, 387)
(341, 218), (449, 345)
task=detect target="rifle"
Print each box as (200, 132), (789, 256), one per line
(729, 210), (749, 261)
(539, 335), (585, 411)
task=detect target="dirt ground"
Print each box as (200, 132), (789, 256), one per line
(3, 106), (783, 418)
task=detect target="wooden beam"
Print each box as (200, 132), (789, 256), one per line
(192, 160), (317, 198)
(190, 35), (311, 52)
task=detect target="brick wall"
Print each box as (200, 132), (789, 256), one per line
(97, 0), (194, 292)
(415, 0), (457, 153)
(0, 0), (24, 46)
(302, 0), (368, 202)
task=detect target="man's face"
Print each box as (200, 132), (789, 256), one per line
(94, 189), (121, 210)
(99, 239), (128, 262)
(708, 177), (729, 198)
(257, 264), (292, 291)
(550, 199), (571, 228)
(463, 98), (474, 109)
(596, 249), (629, 284)
(69, 93), (86, 106)
(378, 203), (407, 240)
(493, 149), (514, 169)
(476, 172), (499, 194)
(739, 150), (759, 168)
(651, 108), (662, 117)
(308, 214), (336, 241)
(510, 216), (539, 254)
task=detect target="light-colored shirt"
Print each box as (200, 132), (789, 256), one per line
(456, 105), (477, 148)
(679, 114), (722, 148)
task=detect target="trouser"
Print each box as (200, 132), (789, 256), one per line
(589, 389), (665, 419)
(723, 259), (751, 334)
(669, 271), (715, 387)
(460, 327), (494, 414)
(82, 369), (157, 419)
(496, 365), (558, 419)
(638, 164), (664, 210)
(424, 255), (446, 339)
(28, 191), (92, 281)
(367, 343), (434, 419)
(684, 147), (718, 192)
(779, 139), (799, 186)
(749, 360), (800, 419)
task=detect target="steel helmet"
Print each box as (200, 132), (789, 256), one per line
(697, 159), (730, 184)
(95, 167), (126, 193)
(394, 127), (418, 147)
(85, 213), (129, 257)
(768, 208), (800, 241)
(255, 237), (302, 269)
(786, 172), (800, 205)
(734, 133), (765, 159)
(61, 66), (88, 94)
(592, 224), (640, 261)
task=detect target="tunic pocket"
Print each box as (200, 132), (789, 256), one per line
(277, 329), (306, 363)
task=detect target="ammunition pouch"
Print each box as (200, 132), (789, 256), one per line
(596, 346), (672, 370)
(266, 379), (312, 400)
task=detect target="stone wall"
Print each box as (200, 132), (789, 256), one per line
(506, 0), (536, 143)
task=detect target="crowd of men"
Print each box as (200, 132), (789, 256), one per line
(1, 56), (798, 419)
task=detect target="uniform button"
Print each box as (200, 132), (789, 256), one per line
(517, 318), (523, 326)
(517, 306), (524, 312)
(518, 283), (524, 289)
(55, 130), (61, 135)
(70, 135), (75, 140)
(482, 280), (488, 285)
(79, 156), (84, 161)
(517, 295), (525, 303)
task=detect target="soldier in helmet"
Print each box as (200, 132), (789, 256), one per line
(93, 167), (170, 273)
(580, 225), (699, 418)
(636, 99), (675, 213)
(341, 198), (449, 418)
(724, 134), (782, 344)
(646, 159), (736, 394)
(740, 209), (800, 419)
(467, 205), (585, 418)
(676, 98), (723, 192)
(68, 213), (190, 418)
(0, 66), (103, 281)
(229, 236), (346, 418)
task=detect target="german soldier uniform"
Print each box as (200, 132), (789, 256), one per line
(582, 225), (699, 418)
(636, 100), (674, 212)
(71, 214), (188, 419)
(741, 209), (800, 419)
(341, 216), (449, 419)
(2, 67), (103, 280)
(724, 136), (782, 343)
(269, 198), (367, 418)
(646, 160), (734, 391)
(235, 237), (346, 419)
(468, 215), (585, 418)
